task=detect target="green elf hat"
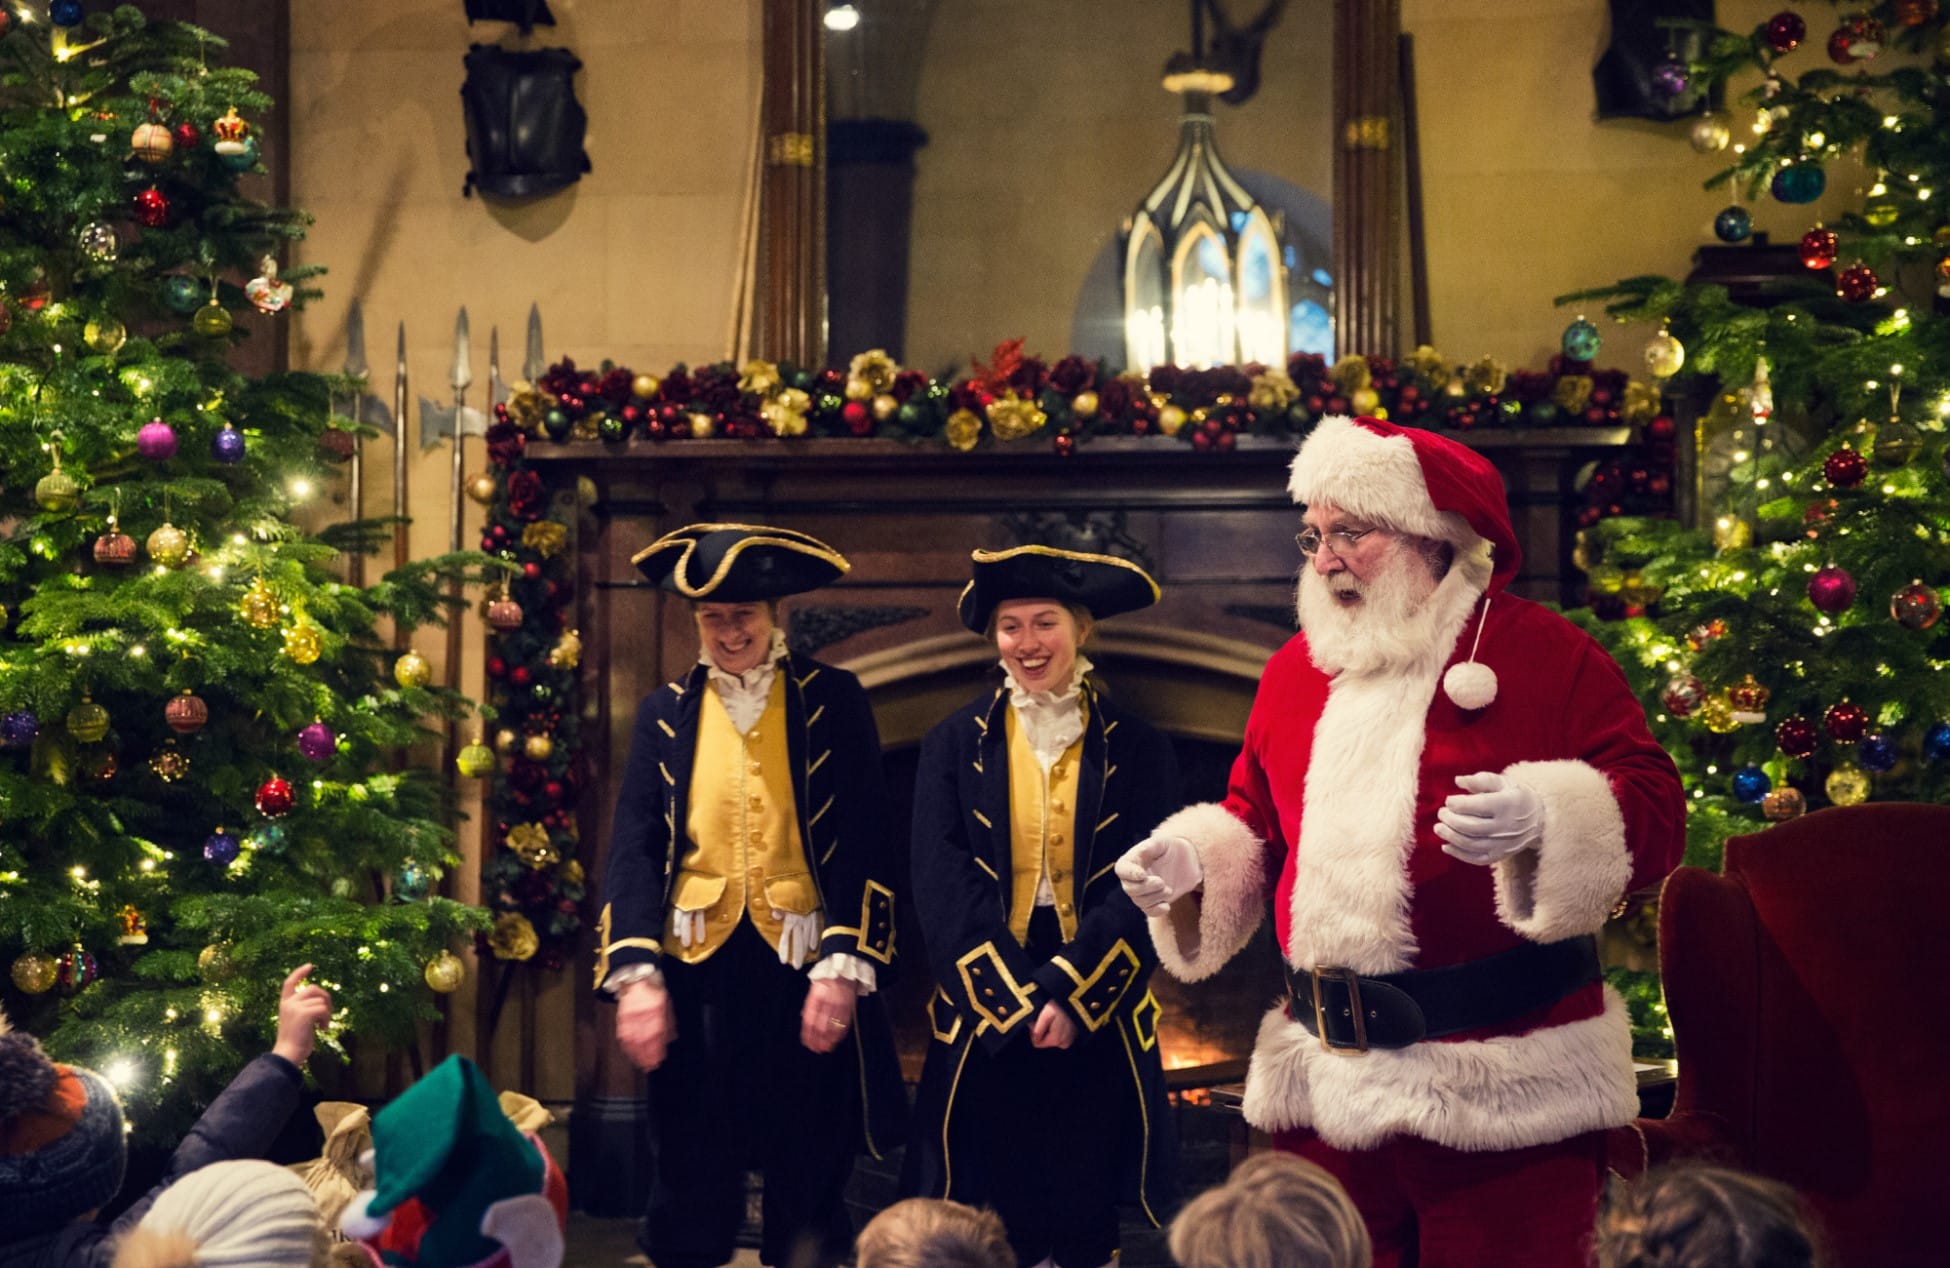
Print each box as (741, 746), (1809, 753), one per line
(957, 545), (1161, 633)
(631, 522), (848, 601)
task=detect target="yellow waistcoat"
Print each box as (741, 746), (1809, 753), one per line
(1005, 706), (1084, 945)
(665, 677), (821, 964)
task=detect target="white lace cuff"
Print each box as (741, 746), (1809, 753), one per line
(809, 952), (878, 994)
(603, 962), (663, 991)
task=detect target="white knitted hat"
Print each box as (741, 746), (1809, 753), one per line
(115, 1158), (324, 1268)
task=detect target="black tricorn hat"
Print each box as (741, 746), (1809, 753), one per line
(633, 523), (848, 601)
(957, 546), (1161, 633)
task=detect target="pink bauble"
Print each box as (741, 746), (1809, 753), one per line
(137, 419), (178, 460)
(1808, 565), (1856, 613)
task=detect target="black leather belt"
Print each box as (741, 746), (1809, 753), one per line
(1284, 935), (1601, 1053)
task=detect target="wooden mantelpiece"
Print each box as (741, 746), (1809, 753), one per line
(534, 429), (1630, 1214)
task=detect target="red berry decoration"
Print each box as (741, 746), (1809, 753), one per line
(1824, 700), (1869, 742)
(254, 775), (295, 817)
(133, 186), (170, 228)
(1052, 432), (1076, 457)
(1808, 565), (1856, 613)
(1836, 263), (1879, 302)
(1764, 10), (1806, 51)
(1891, 580), (1942, 630)
(1799, 228), (1837, 270)
(1823, 446), (1866, 487)
(1776, 714), (1819, 758)
(1826, 13), (1883, 63)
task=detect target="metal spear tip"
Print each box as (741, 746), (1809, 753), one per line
(344, 299), (369, 380)
(450, 307), (473, 391)
(523, 302), (545, 384)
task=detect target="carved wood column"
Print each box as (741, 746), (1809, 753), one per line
(758, 0), (827, 366)
(1333, 0), (1401, 359)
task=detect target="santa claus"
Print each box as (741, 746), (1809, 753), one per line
(1118, 416), (1685, 1268)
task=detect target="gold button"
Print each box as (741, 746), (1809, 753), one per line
(1051, 834), (1065, 845)
(983, 988), (996, 998)
(1058, 903), (1074, 918)
(1052, 798), (1066, 811)
(1051, 764), (1065, 778)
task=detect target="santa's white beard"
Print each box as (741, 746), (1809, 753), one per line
(1295, 542), (1451, 677)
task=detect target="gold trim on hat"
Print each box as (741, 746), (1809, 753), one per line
(967, 544), (1161, 602)
(631, 522), (850, 599)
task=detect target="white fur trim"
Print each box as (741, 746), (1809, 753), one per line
(1240, 987), (1641, 1150)
(1442, 660), (1498, 710)
(1289, 557), (1485, 973)
(1289, 417), (1487, 557)
(480, 1193), (566, 1268)
(339, 1190), (389, 1242)
(1492, 760), (1632, 942)
(1145, 802), (1267, 982)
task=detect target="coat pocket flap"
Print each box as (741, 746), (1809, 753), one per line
(670, 871), (727, 912)
(761, 871), (819, 915)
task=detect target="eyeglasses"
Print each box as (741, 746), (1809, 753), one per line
(1295, 526), (1382, 560)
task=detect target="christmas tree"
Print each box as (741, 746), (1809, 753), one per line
(0, 6), (490, 1138)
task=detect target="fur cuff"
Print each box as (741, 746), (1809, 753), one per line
(1241, 987), (1641, 1150)
(1492, 759), (1633, 942)
(1146, 802), (1268, 982)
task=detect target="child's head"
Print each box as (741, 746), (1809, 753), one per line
(1595, 1164), (1822, 1268)
(0, 1009), (128, 1237)
(112, 1158), (327, 1268)
(856, 1197), (1013, 1268)
(1168, 1151), (1372, 1268)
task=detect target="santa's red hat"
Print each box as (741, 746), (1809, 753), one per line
(1288, 415), (1520, 595)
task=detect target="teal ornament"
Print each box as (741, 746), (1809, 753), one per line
(250, 823), (288, 855)
(161, 275), (201, 314)
(1713, 206), (1753, 243)
(1730, 764), (1771, 803)
(1770, 163), (1826, 204)
(1561, 318), (1601, 362)
(218, 135), (260, 172)
(393, 863), (431, 901)
(542, 408), (570, 440)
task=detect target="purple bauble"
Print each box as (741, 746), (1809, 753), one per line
(211, 425), (245, 464)
(1857, 733), (1898, 772)
(1808, 565), (1857, 613)
(297, 721), (337, 762)
(1652, 58), (1690, 96)
(137, 419), (178, 461)
(203, 829), (240, 866)
(1, 710), (40, 747)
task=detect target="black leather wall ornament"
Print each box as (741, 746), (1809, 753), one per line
(460, 44), (591, 199)
(1592, 0), (1719, 122)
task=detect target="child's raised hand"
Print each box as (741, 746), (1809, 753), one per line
(272, 963), (334, 1067)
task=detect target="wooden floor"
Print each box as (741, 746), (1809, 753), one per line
(562, 1213), (764, 1266)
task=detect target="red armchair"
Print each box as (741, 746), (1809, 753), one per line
(1617, 802), (1950, 1266)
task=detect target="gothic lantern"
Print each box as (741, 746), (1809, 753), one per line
(1122, 66), (1287, 371)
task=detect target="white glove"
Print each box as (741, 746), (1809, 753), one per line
(775, 910), (822, 968)
(672, 909), (706, 949)
(1114, 835), (1202, 916)
(1435, 771), (1544, 865)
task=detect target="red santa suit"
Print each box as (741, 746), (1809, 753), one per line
(1147, 417), (1685, 1267)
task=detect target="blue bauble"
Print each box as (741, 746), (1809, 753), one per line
(1857, 733), (1898, 772)
(1771, 163), (1826, 205)
(393, 864), (431, 902)
(50, 0), (83, 26)
(1730, 764), (1772, 803)
(161, 275), (202, 315)
(1713, 206), (1753, 243)
(203, 830), (240, 866)
(1561, 318), (1602, 362)
(219, 135), (260, 173)
(1924, 722), (1950, 762)
(211, 425), (245, 464)
(1, 710), (39, 748)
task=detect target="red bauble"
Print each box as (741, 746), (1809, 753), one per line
(1824, 700), (1869, 742)
(1808, 565), (1857, 613)
(93, 531), (138, 566)
(522, 561), (541, 579)
(1764, 10), (1805, 52)
(133, 186), (169, 228)
(1826, 14), (1883, 63)
(1646, 415), (1677, 441)
(1799, 228), (1838, 270)
(1776, 714), (1819, 758)
(173, 121), (201, 149)
(165, 692), (209, 735)
(254, 775), (295, 817)
(1897, 0), (1937, 24)
(1053, 432), (1076, 457)
(1891, 580), (1942, 630)
(509, 665), (532, 687)
(317, 429), (358, 461)
(1823, 446), (1867, 487)
(487, 656), (508, 679)
(486, 597), (524, 631)
(1836, 263), (1879, 302)
(841, 400), (871, 435)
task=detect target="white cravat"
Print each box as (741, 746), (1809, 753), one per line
(1005, 655), (1092, 907)
(702, 626), (789, 733)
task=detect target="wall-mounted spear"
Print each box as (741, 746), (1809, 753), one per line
(523, 302), (545, 385)
(420, 307), (487, 698)
(341, 299), (395, 587)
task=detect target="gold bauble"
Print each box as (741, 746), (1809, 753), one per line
(84, 318), (127, 353)
(466, 473), (499, 505)
(871, 393), (899, 421)
(1072, 390), (1100, 419)
(1350, 386), (1381, 415)
(1587, 564), (1625, 595)
(456, 741), (496, 778)
(146, 522), (190, 566)
(1697, 696), (1739, 734)
(238, 577), (280, 628)
(197, 942), (237, 982)
(1825, 762), (1871, 806)
(843, 376), (874, 401)
(282, 622), (323, 665)
(688, 411), (716, 439)
(394, 650), (432, 689)
(424, 950), (466, 994)
(1712, 517), (1752, 551)
(192, 301), (233, 338)
(35, 469), (80, 512)
(494, 727), (520, 754)
(547, 629), (582, 670)
(1158, 405), (1188, 437)
(1643, 331), (1686, 379)
(66, 699), (110, 743)
(524, 733), (555, 761)
(11, 951), (57, 994)
(631, 373), (661, 399)
(1762, 786), (1807, 822)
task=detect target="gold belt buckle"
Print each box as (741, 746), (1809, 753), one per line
(1310, 966), (1369, 1054)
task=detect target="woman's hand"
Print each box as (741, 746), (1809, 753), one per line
(800, 976), (859, 1053)
(1030, 1001), (1078, 1050)
(617, 978), (674, 1071)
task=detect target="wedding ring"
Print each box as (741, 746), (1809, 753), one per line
(827, 1018), (848, 1029)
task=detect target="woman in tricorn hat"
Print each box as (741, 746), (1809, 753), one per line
(595, 523), (906, 1268)
(903, 545), (1180, 1268)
